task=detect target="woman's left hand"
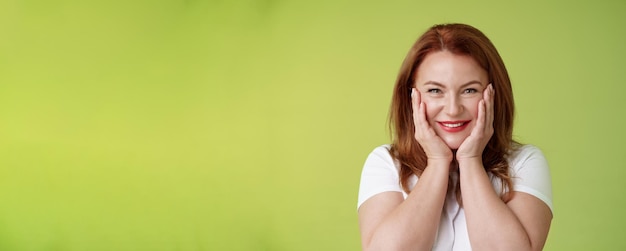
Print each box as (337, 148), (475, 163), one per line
(456, 84), (495, 162)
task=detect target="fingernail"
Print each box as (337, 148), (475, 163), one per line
(411, 88), (415, 98)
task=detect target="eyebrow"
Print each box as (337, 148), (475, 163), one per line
(421, 80), (484, 88)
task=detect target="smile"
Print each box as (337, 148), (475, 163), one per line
(437, 121), (470, 132)
(442, 122), (465, 128)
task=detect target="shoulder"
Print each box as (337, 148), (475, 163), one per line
(507, 144), (554, 212)
(369, 144), (392, 156)
(367, 144), (394, 162)
(362, 144), (400, 175)
(507, 144), (548, 172)
(358, 144), (403, 209)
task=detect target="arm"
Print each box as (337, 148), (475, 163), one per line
(358, 89), (454, 250)
(456, 85), (552, 250)
(358, 159), (449, 251)
(458, 158), (552, 251)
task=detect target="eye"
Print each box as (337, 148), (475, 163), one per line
(463, 88), (478, 94)
(427, 88), (442, 94)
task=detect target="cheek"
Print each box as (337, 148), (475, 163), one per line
(464, 99), (481, 118)
(422, 99), (441, 123)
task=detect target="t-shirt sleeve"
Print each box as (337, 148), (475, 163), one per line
(510, 145), (554, 213)
(357, 145), (403, 210)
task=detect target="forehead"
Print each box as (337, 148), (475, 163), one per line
(414, 50), (487, 86)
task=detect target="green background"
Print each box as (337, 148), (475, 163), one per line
(1, 0), (624, 250)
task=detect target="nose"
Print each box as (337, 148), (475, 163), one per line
(444, 95), (463, 116)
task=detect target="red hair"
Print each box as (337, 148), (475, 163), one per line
(389, 23), (516, 201)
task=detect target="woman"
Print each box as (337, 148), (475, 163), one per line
(357, 23), (553, 251)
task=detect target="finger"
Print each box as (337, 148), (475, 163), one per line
(413, 89), (428, 128)
(486, 84), (495, 129)
(411, 88), (417, 114)
(411, 88), (425, 139)
(411, 88), (420, 127)
(475, 99), (486, 134)
(413, 89), (435, 140)
(482, 84), (490, 105)
(480, 84), (492, 130)
(418, 99), (429, 131)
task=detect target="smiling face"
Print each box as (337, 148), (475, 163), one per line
(414, 50), (489, 149)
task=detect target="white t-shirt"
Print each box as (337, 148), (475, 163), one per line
(357, 144), (553, 251)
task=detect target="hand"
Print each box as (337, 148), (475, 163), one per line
(411, 88), (453, 163)
(456, 84), (495, 162)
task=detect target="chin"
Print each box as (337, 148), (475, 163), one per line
(443, 138), (465, 150)
(446, 144), (461, 150)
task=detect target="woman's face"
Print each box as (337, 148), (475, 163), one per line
(414, 50), (489, 149)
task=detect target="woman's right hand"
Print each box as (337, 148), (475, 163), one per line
(411, 88), (453, 163)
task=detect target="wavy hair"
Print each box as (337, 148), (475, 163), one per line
(388, 23), (516, 202)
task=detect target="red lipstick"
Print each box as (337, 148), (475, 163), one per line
(437, 121), (470, 133)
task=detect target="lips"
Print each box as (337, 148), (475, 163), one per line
(437, 121), (470, 133)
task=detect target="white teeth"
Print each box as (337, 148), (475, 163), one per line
(443, 122), (464, 128)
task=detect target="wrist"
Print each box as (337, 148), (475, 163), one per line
(427, 157), (453, 166)
(456, 156), (482, 167)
